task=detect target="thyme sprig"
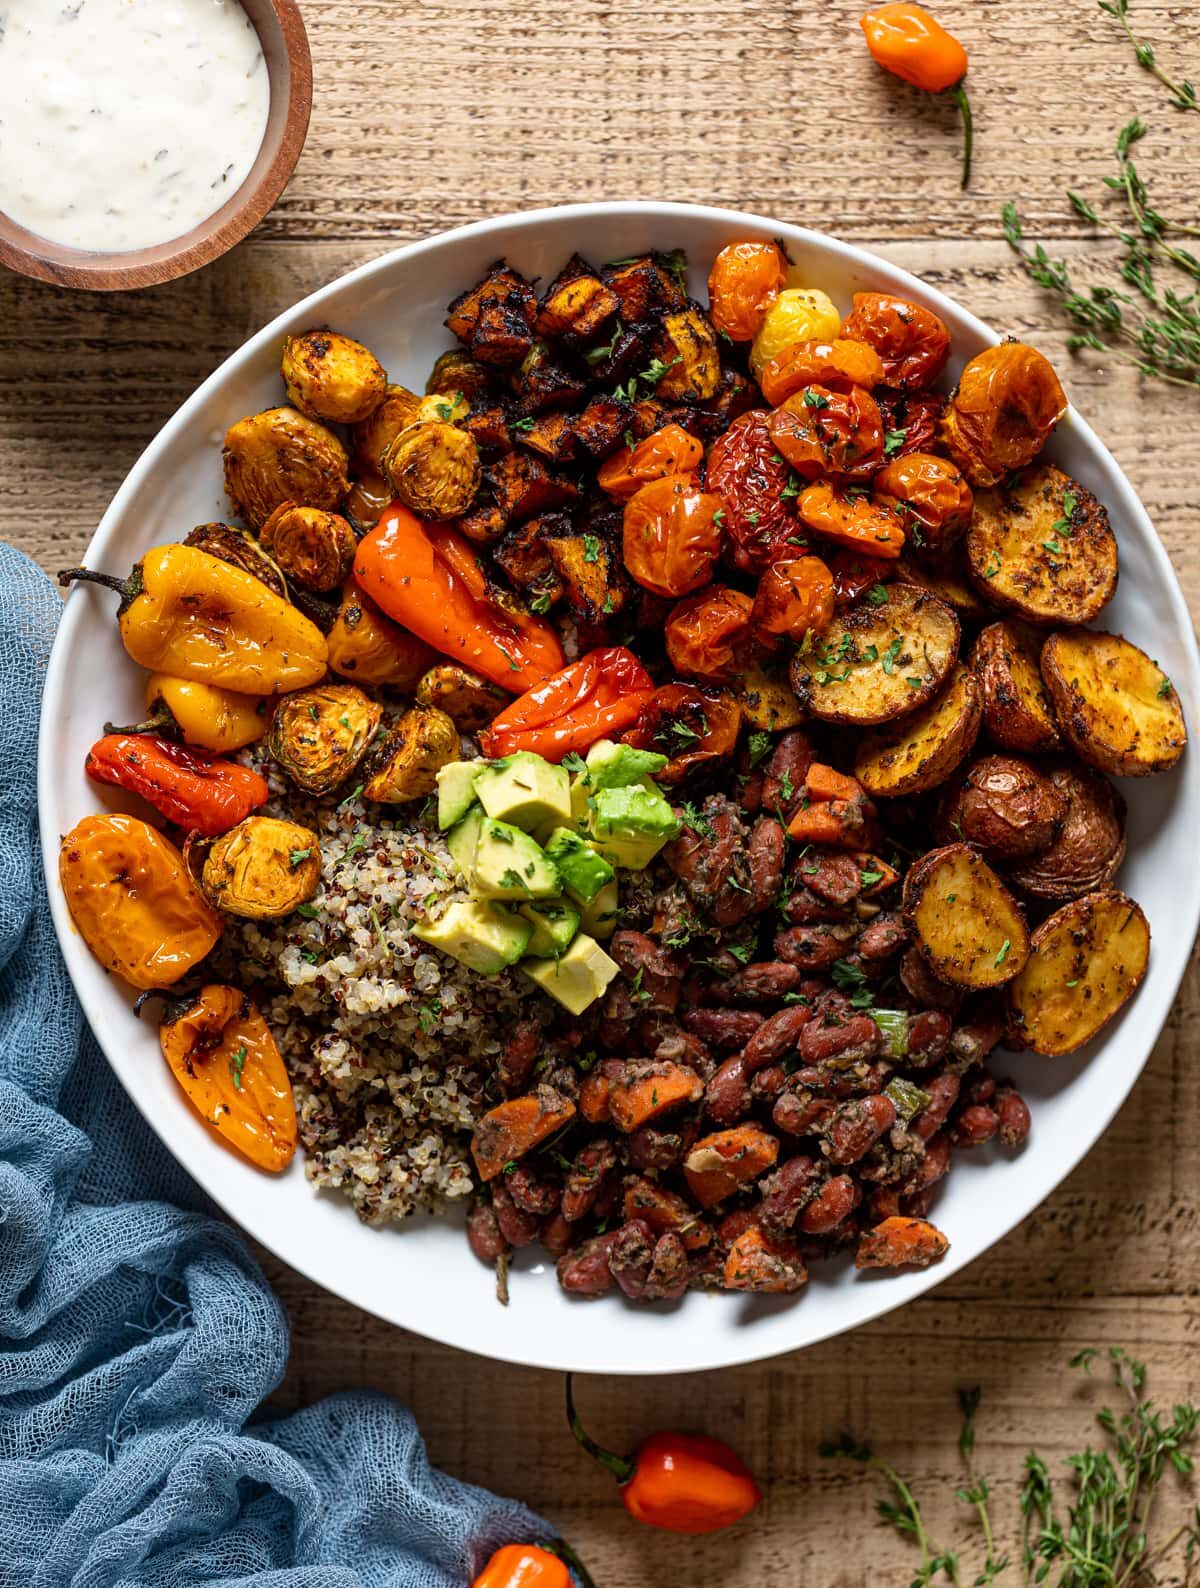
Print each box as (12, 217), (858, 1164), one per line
(823, 1348), (1200, 1587)
(1100, 0), (1198, 114)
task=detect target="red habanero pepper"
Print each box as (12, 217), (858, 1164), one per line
(85, 735), (269, 837)
(354, 504), (564, 692)
(860, 4), (974, 188)
(566, 1376), (760, 1535)
(479, 648), (655, 762)
(471, 1542), (594, 1588)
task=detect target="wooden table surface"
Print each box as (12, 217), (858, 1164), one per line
(5, 1), (1200, 1579)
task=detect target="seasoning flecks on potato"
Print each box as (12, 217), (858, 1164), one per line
(1041, 628), (1187, 778)
(903, 842), (1030, 989)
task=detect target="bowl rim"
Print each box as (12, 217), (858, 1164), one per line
(0, 0), (312, 293)
(38, 200), (1200, 1372)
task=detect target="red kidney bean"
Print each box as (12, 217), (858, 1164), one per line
(748, 816), (787, 913)
(561, 1139), (617, 1223)
(759, 1155), (821, 1236)
(966, 1072), (997, 1105)
(716, 1207), (760, 1246)
(996, 1086), (1032, 1146)
(799, 1012), (881, 1069)
(467, 1202), (509, 1263)
(773, 1089), (835, 1136)
(815, 1059), (891, 1099)
(823, 1094), (897, 1165)
(762, 729), (814, 818)
(506, 1161), (560, 1216)
(499, 1019), (541, 1095)
(799, 850), (863, 906)
(626, 1120), (697, 1172)
(913, 1071), (960, 1140)
(540, 1210), (575, 1257)
(706, 1054), (752, 1126)
(557, 1231), (620, 1295)
(645, 1232), (690, 1301)
(784, 886), (852, 925)
(867, 1186), (903, 1222)
(608, 1218), (656, 1301)
(739, 766), (764, 814)
(750, 1063), (788, 1103)
(906, 1009), (952, 1069)
(775, 923), (860, 970)
(951, 1103), (1000, 1147)
(611, 930), (684, 1014)
(799, 1174), (857, 1234)
(683, 1008), (766, 1050)
(899, 945), (963, 1012)
(654, 1026), (714, 1077)
(722, 962), (809, 1002)
(949, 1003), (1005, 1068)
(491, 1179), (541, 1247)
(857, 911), (909, 962)
(908, 1131), (951, 1192)
(903, 1186), (937, 1219)
(742, 1004), (812, 1072)
(598, 981), (642, 1049)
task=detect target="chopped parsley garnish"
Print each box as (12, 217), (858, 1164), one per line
(435, 401), (456, 421)
(1051, 490), (1078, 534)
(866, 583), (890, 607)
(803, 388), (830, 410)
(289, 848), (312, 867)
(713, 508), (726, 528)
(583, 533), (601, 563)
(562, 751), (588, 776)
(994, 938), (1011, 968)
(728, 942), (753, 963)
(1157, 674), (1174, 698)
(747, 730), (773, 767)
(510, 416), (535, 433)
(339, 783), (364, 808)
(883, 428), (907, 457)
(983, 552), (1001, 579)
(530, 591), (552, 614)
(229, 1045), (247, 1090)
(680, 801), (714, 839)
(295, 902), (320, 920)
(860, 868), (884, 888)
(881, 637), (903, 675)
(905, 675), (923, 689)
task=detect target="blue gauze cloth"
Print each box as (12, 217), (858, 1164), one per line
(0, 544), (550, 1587)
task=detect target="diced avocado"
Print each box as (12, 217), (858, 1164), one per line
(472, 819), (561, 901)
(521, 932), (619, 1014)
(474, 750), (572, 832)
(585, 739), (669, 789)
(519, 898), (582, 958)
(445, 805), (484, 885)
(567, 771), (591, 833)
(414, 899), (531, 975)
(578, 877), (619, 941)
(587, 830), (670, 873)
(436, 760), (482, 830)
(544, 827), (615, 904)
(591, 782), (680, 841)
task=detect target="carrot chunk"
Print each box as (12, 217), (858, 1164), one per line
(805, 762), (864, 803)
(786, 803), (859, 846)
(683, 1125), (780, 1209)
(471, 1087), (576, 1181)
(855, 1215), (950, 1269)
(724, 1225), (808, 1293)
(608, 1062), (703, 1133)
(623, 1175), (712, 1250)
(578, 1071), (612, 1124)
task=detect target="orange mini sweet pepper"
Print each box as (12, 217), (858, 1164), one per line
(471, 1541), (594, 1588)
(860, 4), (974, 187)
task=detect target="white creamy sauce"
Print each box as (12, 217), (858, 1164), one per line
(0, 0), (271, 254)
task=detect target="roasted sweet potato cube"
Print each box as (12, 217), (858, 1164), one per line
(585, 323), (649, 385)
(543, 526), (630, 625)
(690, 367), (760, 437)
(603, 253), (687, 320)
(492, 515), (563, 597)
(537, 264), (620, 349)
(652, 304), (721, 400)
(571, 396), (635, 460)
(455, 499), (509, 545)
(608, 1061), (703, 1132)
(683, 1125), (780, 1209)
(485, 451), (581, 523)
(517, 410), (577, 462)
(629, 397), (675, 440)
(510, 340), (590, 415)
(446, 261), (537, 368)
(462, 403), (514, 458)
(471, 1086), (576, 1181)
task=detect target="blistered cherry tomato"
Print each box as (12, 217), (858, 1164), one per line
(759, 337), (886, 406)
(873, 452), (973, 556)
(598, 423), (704, 499)
(705, 411), (797, 574)
(797, 482), (906, 559)
(665, 586), (755, 681)
(767, 384), (883, 481)
(939, 342), (1068, 486)
(750, 555), (836, 644)
(624, 683), (742, 784)
(707, 240), (788, 342)
(826, 549), (895, 609)
(622, 474), (724, 598)
(875, 387), (943, 458)
(841, 292), (951, 389)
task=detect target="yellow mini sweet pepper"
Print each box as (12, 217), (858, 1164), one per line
(143, 673), (269, 753)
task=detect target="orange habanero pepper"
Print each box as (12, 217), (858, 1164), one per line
(860, 4), (973, 187)
(566, 1376), (760, 1535)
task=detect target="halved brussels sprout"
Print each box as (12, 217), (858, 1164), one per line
(269, 683), (383, 795)
(202, 816), (321, 920)
(183, 523), (287, 596)
(362, 705), (459, 802)
(414, 663), (511, 731)
(381, 420), (481, 520)
(426, 348), (494, 404)
(223, 407), (350, 530)
(259, 502), (357, 592)
(282, 329), (388, 425)
(351, 384), (424, 475)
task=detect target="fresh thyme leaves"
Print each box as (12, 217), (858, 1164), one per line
(1100, 0), (1199, 112)
(823, 1348), (1200, 1588)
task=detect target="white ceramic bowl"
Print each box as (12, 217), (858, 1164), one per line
(39, 202), (1200, 1374)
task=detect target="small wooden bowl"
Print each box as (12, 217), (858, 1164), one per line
(0, 0), (312, 293)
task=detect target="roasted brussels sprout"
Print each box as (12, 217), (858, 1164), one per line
(350, 384), (424, 475)
(426, 349), (494, 404)
(414, 664), (511, 732)
(343, 473), (393, 536)
(281, 329), (388, 425)
(259, 502), (357, 592)
(269, 683), (383, 795)
(382, 420), (482, 520)
(183, 523), (286, 596)
(201, 815), (321, 920)
(223, 407), (350, 530)
(326, 582), (437, 690)
(362, 705), (459, 802)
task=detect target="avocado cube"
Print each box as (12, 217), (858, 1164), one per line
(445, 805), (484, 886)
(414, 899), (532, 975)
(472, 819), (561, 901)
(475, 750), (572, 832)
(591, 782), (680, 841)
(584, 739), (669, 789)
(578, 877), (619, 940)
(544, 827), (615, 904)
(587, 830), (670, 873)
(519, 898), (582, 958)
(436, 760), (482, 830)
(521, 932), (619, 1014)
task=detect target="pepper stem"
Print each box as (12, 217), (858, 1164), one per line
(951, 81), (973, 190)
(565, 1374), (635, 1485)
(103, 707), (178, 740)
(546, 1539), (598, 1588)
(58, 566), (125, 595)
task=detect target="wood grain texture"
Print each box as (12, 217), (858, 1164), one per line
(5, 0), (1200, 1580)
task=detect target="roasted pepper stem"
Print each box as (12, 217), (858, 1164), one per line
(951, 80), (973, 190)
(565, 1374), (636, 1484)
(59, 564), (142, 614)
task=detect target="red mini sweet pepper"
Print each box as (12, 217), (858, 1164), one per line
(566, 1376), (761, 1535)
(85, 734), (269, 836)
(479, 647), (655, 762)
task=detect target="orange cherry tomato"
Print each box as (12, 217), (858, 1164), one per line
(706, 240), (788, 342)
(875, 386), (944, 458)
(623, 683), (742, 784)
(873, 451), (973, 555)
(751, 556), (836, 644)
(759, 337), (886, 406)
(622, 474), (724, 598)
(826, 548), (895, 609)
(665, 586), (755, 681)
(841, 291), (951, 389)
(939, 341), (1068, 487)
(597, 423), (703, 499)
(797, 482), (906, 559)
(766, 384), (884, 481)
(705, 410), (798, 574)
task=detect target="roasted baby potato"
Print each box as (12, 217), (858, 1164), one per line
(350, 383), (424, 475)
(902, 842), (1030, 989)
(940, 341), (1068, 487)
(282, 330), (387, 426)
(937, 754), (1068, 859)
(790, 584), (959, 726)
(652, 305), (721, 401)
(259, 503), (357, 592)
(202, 815), (321, 920)
(1006, 890), (1150, 1056)
(269, 683), (382, 796)
(732, 663), (808, 731)
(382, 419), (481, 520)
(1006, 761), (1126, 902)
(414, 664), (511, 732)
(966, 464), (1117, 626)
(969, 619), (1063, 753)
(1041, 628), (1187, 778)
(183, 523), (286, 596)
(893, 551), (988, 623)
(362, 705), (459, 802)
(223, 407), (350, 530)
(854, 662), (981, 797)
(326, 582), (437, 691)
